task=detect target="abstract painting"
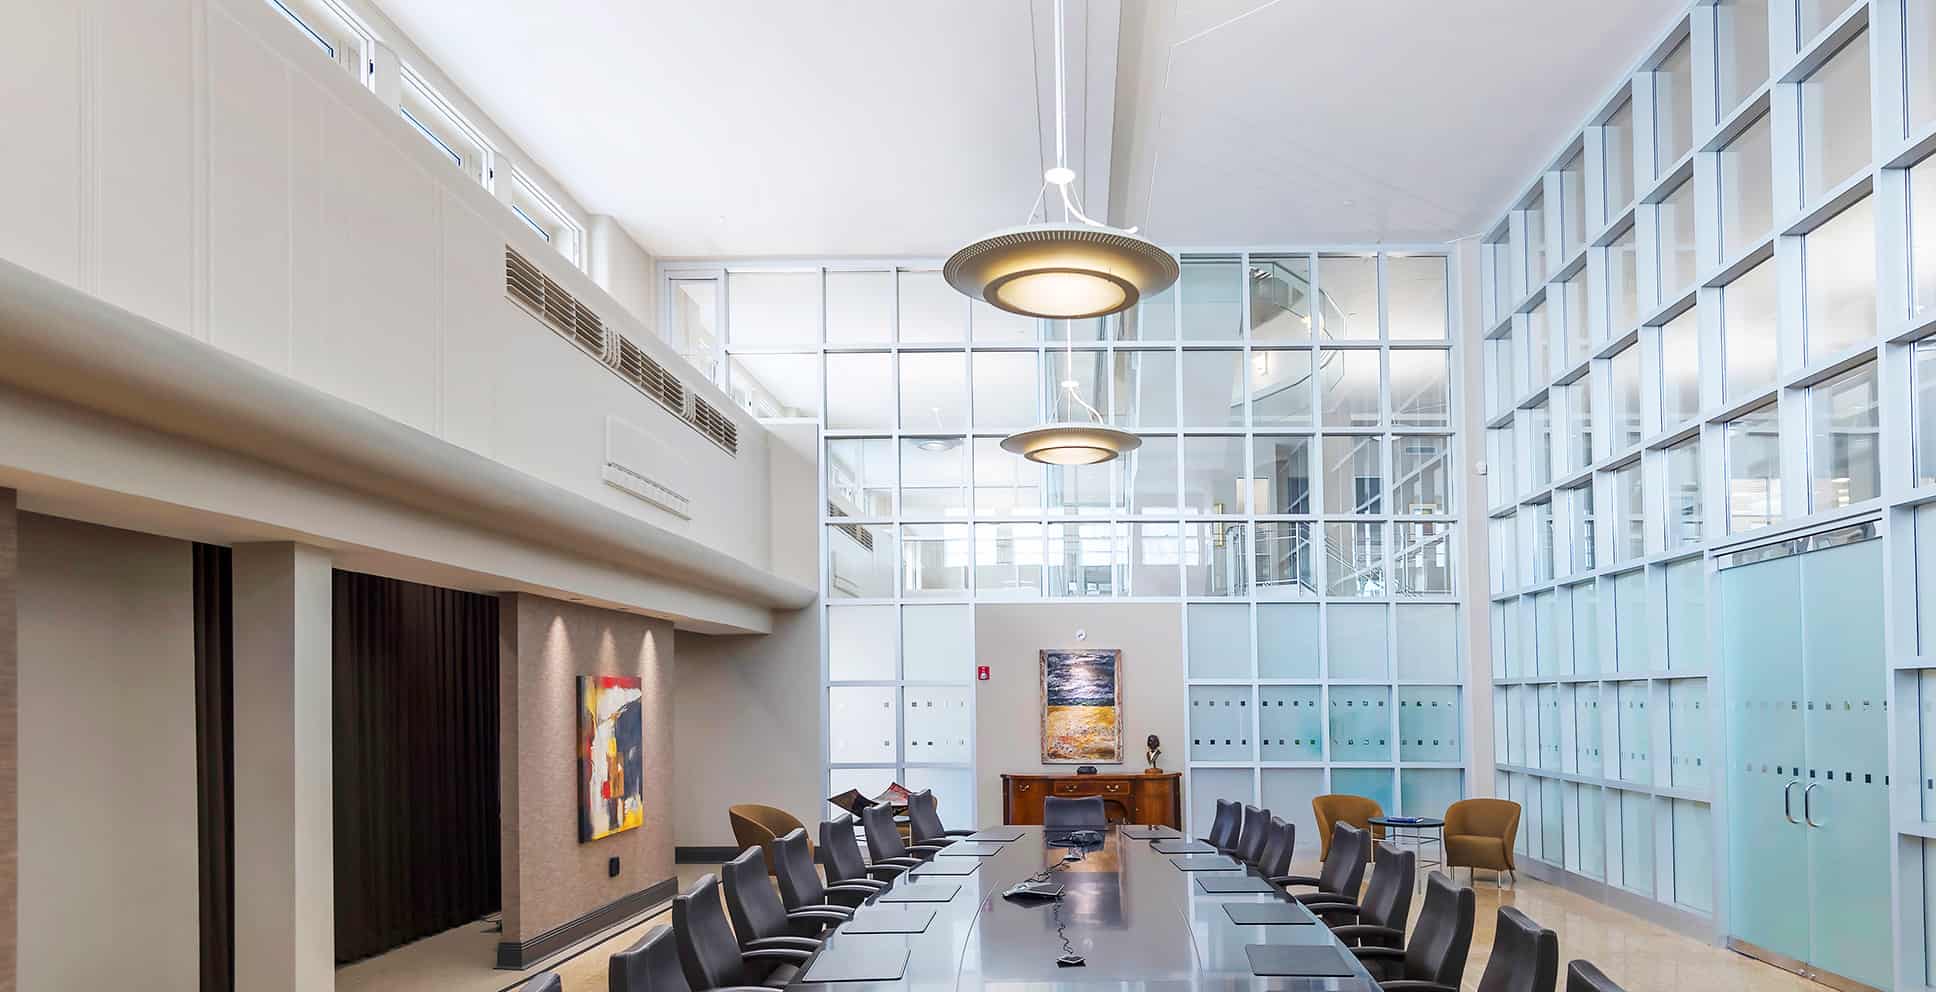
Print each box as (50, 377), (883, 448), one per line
(1041, 649), (1122, 763)
(579, 675), (645, 842)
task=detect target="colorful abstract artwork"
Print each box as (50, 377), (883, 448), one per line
(1040, 649), (1122, 763)
(579, 675), (644, 842)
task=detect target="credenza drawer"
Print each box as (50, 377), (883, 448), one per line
(1052, 779), (1130, 795)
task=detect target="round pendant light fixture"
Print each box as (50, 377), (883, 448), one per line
(960, 0), (1162, 464)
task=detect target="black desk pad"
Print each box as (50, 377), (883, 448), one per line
(1244, 943), (1359, 977)
(908, 857), (979, 876)
(1224, 901), (1316, 925)
(840, 907), (936, 934)
(1197, 874), (1277, 894)
(877, 882), (961, 903)
(800, 940), (912, 982)
(1168, 854), (1243, 871)
(963, 827), (1027, 842)
(1120, 826), (1181, 839)
(1151, 839), (1218, 854)
(937, 841), (1007, 857)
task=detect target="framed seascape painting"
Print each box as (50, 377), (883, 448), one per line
(579, 674), (645, 842)
(1040, 649), (1123, 763)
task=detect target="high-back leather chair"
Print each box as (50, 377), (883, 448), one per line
(1309, 842), (1415, 944)
(1470, 907), (1559, 992)
(1255, 816), (1296, 879)
(672, 874), (810, 991)
(773, 827), (878, 911)
(1444, 798), (1521, 885)
(729, 804), (808, 874)
(1044, 795), (1106, 830)
(861, 803), (944, 863)
(1349, 872), (1476, 989)
(521, 974), (562, 992)
(820, 813), (906, 885)
(1202, 798), (1242, 854)
(721, 847), (845, 948)
(1275, 822), (1369, 901)
(1234, 805), (1271, 865)
(1312, 794), (1385, 861)
(907, 790), (975, 846)
(1565, 960), (1623, 992)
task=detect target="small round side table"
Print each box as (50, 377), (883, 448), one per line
(1368, 815), (1446, 884)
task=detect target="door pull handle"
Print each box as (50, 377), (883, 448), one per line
(1783, 781), (1800, 824)
(1803, 783), (1823, 828)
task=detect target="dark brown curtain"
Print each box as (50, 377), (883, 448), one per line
(192, 543), (234, 992)
(332, 570), (500, 965)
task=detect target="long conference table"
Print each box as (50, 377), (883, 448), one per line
(789, 824), (1379, 991)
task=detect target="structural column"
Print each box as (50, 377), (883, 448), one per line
(0, 489), (17, 992)
(231, 543), (332, 992)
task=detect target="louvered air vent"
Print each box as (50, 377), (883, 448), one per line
(689, 398), (738, 454)
(827, 503), (875, 551)
(505, 245), (739, 458)
(617, 336), (686, 415)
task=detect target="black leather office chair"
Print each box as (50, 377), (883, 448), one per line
(820, 813), (904, 886)
(672, 875), (807, 991)
(1458, 907), (1559, 992)
(1201, 798), (1241, 854)
(773, 827), (877, 911)
(1310, 842), (1415, 944)
(721, 847), (846, 947)
(1234, 804), (1270, 865)
(1043, 795), (1106, 830)
(908, 789), (974, 846)
(1350, 872), (1475, 990)
(1275, 823), (1369, 902)
(610, 924), (774, 992)
(861, 803), (945, 863)
(522, 974), (562, 992)
(1565, 960), (1622, 992)
(1253, 816), (1296, 879)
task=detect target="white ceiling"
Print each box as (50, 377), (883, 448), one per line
(376, 0), (1684, 258)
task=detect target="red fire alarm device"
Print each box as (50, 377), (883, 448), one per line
(977, 665), (990, 681)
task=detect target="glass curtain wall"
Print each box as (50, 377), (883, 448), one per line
(1482, 2), (1936, 976)
(670, 252), (1459, 837)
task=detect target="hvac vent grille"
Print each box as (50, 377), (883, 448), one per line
(827, 503), (874, 551)
(690, 398), (738, 453)
(505, 246), (736, 457)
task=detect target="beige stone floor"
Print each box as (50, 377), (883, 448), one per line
(338, 860), (1814, 992)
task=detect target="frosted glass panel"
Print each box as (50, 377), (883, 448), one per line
(1618, 681), (1652, 784)
(1668, 679), (1709, 791)
(1575, 684), (1605, 776)
(1578, 785), (1606, 879)
(1261, 768), (1325, 845)
(1923, 670), (1936, 820)
(1400, 768), (1463, 820)
(1259, 685), (1324, 761)
(904, 767), (973, 828)
(1619, 791), (1655, 895)
(830, 686), (897, 763)
(1665, 558), (1707, 671)
(1541, 777), (1565, 861)
(1332, 767), (1395, 813)
(1258, 605), (1320, 678)
(1395, 605), (1459, 681)
(829, 605), (897, 682)
(1669, 800), (1713, 912)
(904, 685), (971, 763)
(1188, 604), (1251, 679)
(1539, 684), (1563, 770)
(1614, 570), (1651, 672)
(1189, 685), (1252, 762)
(1398, 686), (1461, 762)
(1329, 686), (1392, 761)
(1327, 604), (1390, 679)
(1190, 767), (1255, 838)
(1572, 582), (1602, 674)
(902, 604), (974, 682)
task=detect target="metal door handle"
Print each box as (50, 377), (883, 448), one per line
(1783, 781), (1800, 824)
(1804, 783), (1823, 828)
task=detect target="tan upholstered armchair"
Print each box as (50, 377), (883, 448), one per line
(1444, 798), (1520, 885)
(729, 804), (808, 874)
(1312, 794), (1385, 861)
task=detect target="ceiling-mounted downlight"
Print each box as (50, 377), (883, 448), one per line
(944, 223), (1179, 320)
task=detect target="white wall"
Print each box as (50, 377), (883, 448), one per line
(2, 0), (771, 575)
(16, 514), (198, 991)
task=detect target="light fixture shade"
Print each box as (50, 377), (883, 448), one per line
(945, 223), (1179, 320)
(999, 423), (1143, 465)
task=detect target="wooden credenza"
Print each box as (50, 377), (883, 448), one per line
(1000, 771), (1183, 829)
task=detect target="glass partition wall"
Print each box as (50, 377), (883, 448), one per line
(1484, 0), (1936, 982)
(666, 252), (1462, 842)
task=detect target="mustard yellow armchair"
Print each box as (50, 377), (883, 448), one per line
(729, 804), (808, 874)
(1312, 793), (1385, 861)
(1444, 797), (1520, 885)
